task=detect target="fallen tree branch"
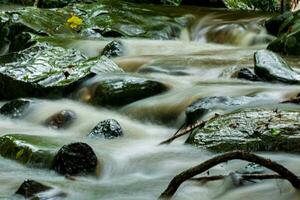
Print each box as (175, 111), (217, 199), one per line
(159, 151), (300, 199)
(159, 120), (206, 145)
(190, 173), (300, 183)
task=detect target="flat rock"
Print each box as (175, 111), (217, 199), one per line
(186, 108), (300, 153)
(0, 43), (121, 99)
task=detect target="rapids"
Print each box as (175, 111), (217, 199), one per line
(1, 4), (300, 200)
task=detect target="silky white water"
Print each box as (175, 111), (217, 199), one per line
(1, 5), (300, 200)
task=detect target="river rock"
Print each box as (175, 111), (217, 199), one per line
(0, 134), (58, 168)
(265, 11), (293, 36)
(15, 179), (66, 199)
(51, 142), (98, 176)
(44, 110), (76, 129)
(0, 43), (121, 99)
(186, 108), (300, 153)
(15, 180), (52, 198)
(88, 119), (123, 139)
(254, 50), (300, 84)
(89, 75), (168, 106)
(101, 40), (125, 58)
(185, 96), (262, 124)
(0, 99), (31, 118)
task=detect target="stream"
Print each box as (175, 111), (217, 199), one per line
(1, 3), (300, 200)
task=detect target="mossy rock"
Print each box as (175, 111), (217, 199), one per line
(0, 0), (188, 51)
(0, 134), (61, 168)
(267, 10), (300, 55)
(88, 74), (169, 106)
(186, 108), (300, 153)
(0, 43), (121, 99)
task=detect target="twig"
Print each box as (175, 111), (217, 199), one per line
(159, 120), (205, 145)
(159, 151), (300, 199)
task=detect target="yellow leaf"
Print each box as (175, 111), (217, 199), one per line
(16, 149), (24, 159)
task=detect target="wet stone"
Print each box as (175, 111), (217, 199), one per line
(51, 142), (98, 176)
(15, 180), (52, 198)
(254, 50), (300, 84)
(90, 75), (168, 107)
(88, 119), (123, 139)
(101, 40), (125, 58)
(0, 99), (31, 118)
(44, 110), (76, 129)
(186, 108), (300, 153)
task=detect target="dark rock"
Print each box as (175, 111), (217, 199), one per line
(0, 134), (57, 168)
(0, 43), (121, 100)
(237, 68), (262, 82)
(185, 96), (262, 124)
(265, 11), (293, 36)
(254, 50), (300, 84)
(88, 119), (123, 139)
(44, 110), (76, 129)
(89, 75), (168, 107)
(186, 108), (300, 153)
(51, 142), (98, 176)
(15, 180), (51, 198)
(101, 40), (125, 58)
(0, 99), (31, 118)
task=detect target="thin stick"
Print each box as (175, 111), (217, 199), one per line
(159, 151), (300, 199)
(159, 120), (205, 145)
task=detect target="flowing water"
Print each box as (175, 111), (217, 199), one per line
(1, 4), (300, 200)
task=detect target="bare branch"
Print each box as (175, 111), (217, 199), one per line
(159, 151), (300, 199)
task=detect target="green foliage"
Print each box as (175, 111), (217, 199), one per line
(224, 0), (279, 12)
(161, 0), (182, 6)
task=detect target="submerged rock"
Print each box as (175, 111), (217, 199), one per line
(51, 142), (98, 176)
(0, 134), (58, 168)
(138, 65), (189, 76)
(88, 119), (123, 139)
(89, 75), (168, 106)
(254, 50), (300, 84)
(0, 99), (31, 118)
(44, 110), (76, 129)
(186, 108), (300, 153)
(101, 40), (125, 58)
(185, 96), (262, 124)
(0, 43), (121, 99)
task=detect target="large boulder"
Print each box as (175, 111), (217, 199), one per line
(254, 50), (300, 84)
(87, 119), (123, 139)
(186, 108), (300, 153)
(87, 75), (168, 107)
(0, 43), (121, 99)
